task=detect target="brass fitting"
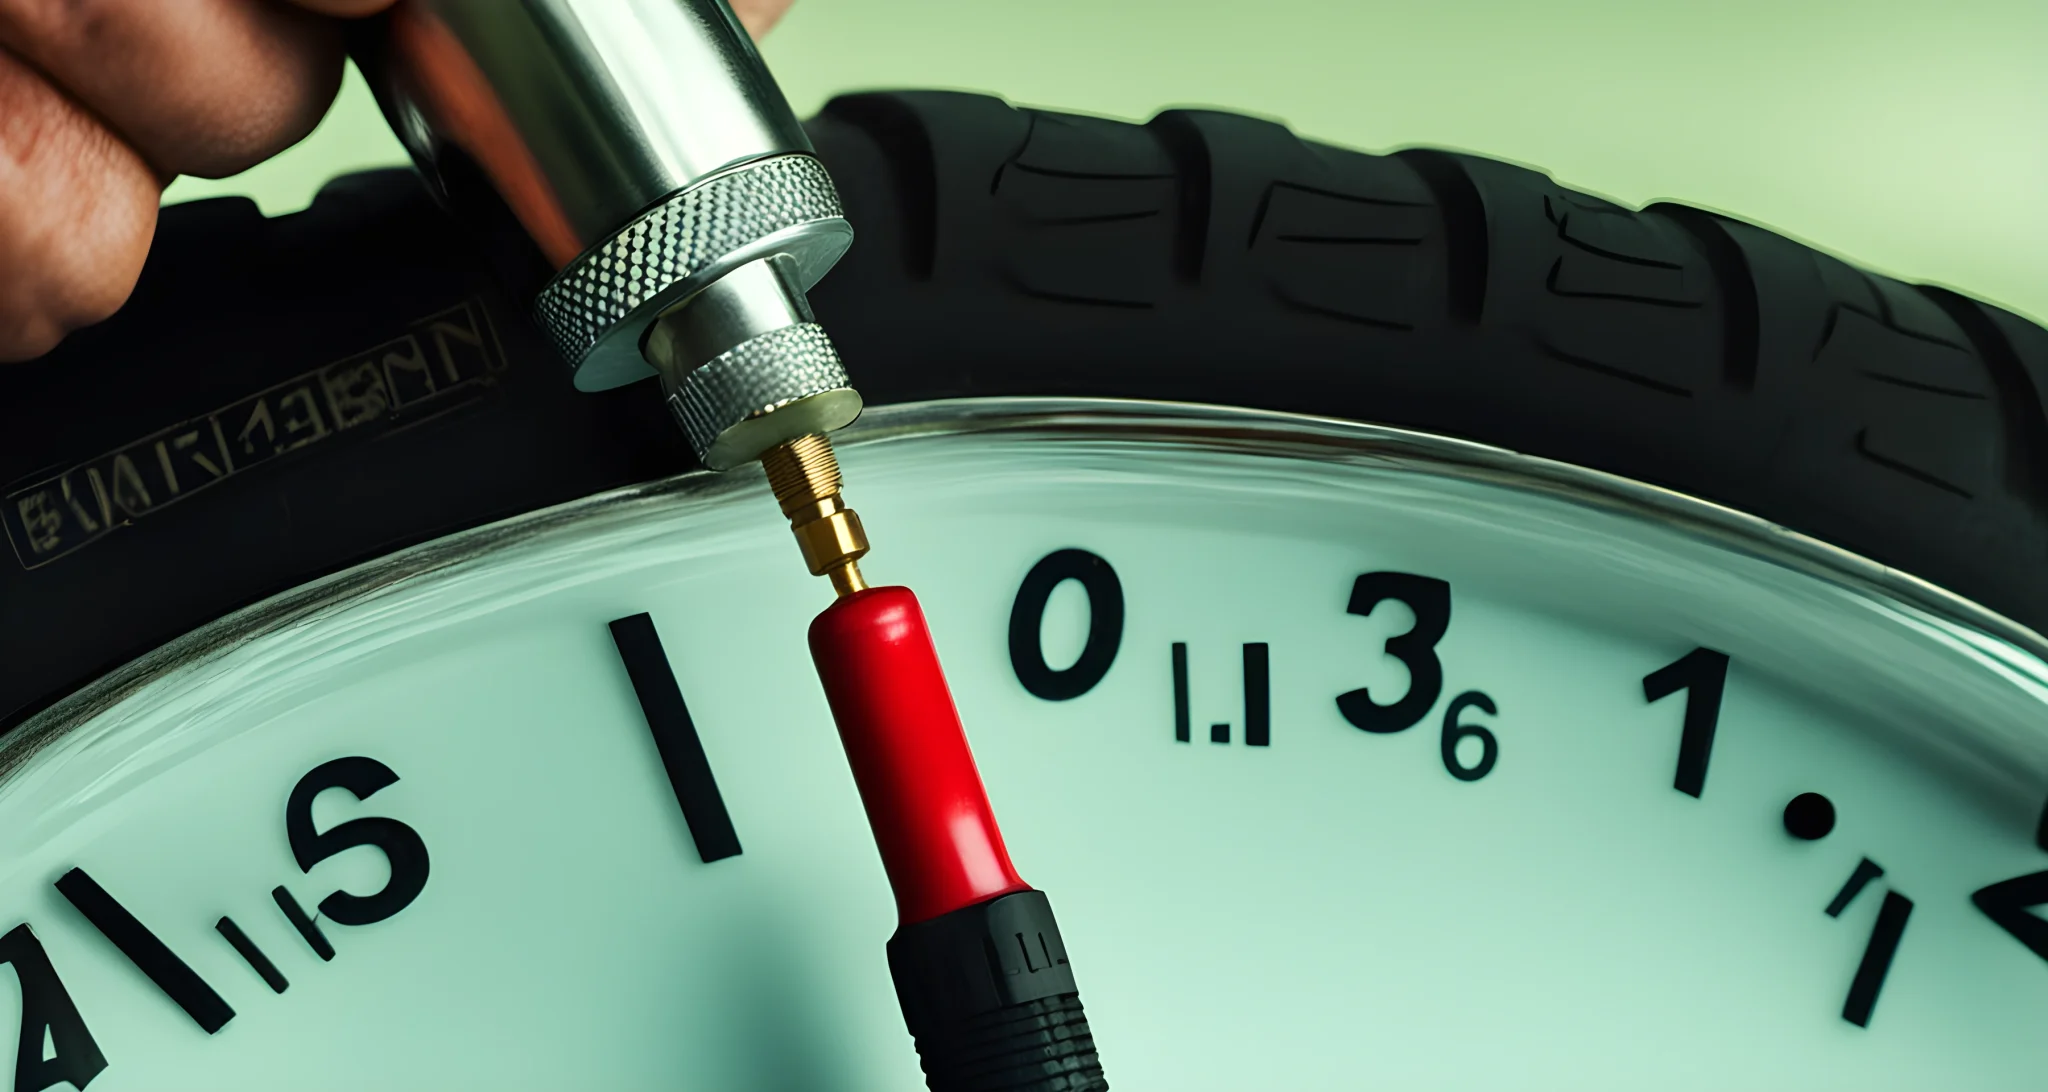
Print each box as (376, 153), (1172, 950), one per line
(761, 433), (870, 596)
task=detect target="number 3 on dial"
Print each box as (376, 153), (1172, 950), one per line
(1336, 572), (1450, 734)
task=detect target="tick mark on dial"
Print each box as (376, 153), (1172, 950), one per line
(1173, 643), (1190, 742)
(1784, 792), (1836, 840)
(216, 916), (288, 994)
(1827, 857), (1885, 918)
(1243, 643), (1270, 747)
(1172, 641), (1272, 747)
(272, 885), (334, 961)
(56, 868), (235, 1033)
(609, 613), (742, 864)
(1843, 890), (1913, 1028)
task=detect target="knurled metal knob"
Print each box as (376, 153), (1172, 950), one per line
(532, 153), (854, 396)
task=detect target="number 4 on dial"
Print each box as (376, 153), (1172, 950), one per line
(0, 924), (107, 1091)
(1970, 798), (2048, 965)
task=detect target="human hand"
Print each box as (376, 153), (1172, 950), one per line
(0, 0), (794, 363)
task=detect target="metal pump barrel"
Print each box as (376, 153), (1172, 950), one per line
(355, 0), (860, 470)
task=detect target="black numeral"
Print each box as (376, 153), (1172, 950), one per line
(285, 757), (430, 926)
(1843, 890), (1913, 1028)
(1971, 796), (2048, 964)
(1971, 871), (2048, 963)
(1439, 691), (1499, 781)
(1336, 573), (1450, 734)
(1009, 549), (1124, 701)
(0, 923), (108, 1092)
(1641, 647), (1729, 798)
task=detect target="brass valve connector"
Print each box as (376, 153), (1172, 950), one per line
(761, 433), (870, 596)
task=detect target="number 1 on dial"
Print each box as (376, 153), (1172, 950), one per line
(1843, 890), (1914, 1028)
(1642, 647), (1730, 799)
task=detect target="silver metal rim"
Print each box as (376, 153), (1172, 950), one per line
(7, 396), (2041, 775)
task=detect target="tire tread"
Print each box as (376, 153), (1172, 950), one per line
(803, 90), (2048, 631)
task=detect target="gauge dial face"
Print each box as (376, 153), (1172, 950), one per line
(1, 402), (2044, 1089)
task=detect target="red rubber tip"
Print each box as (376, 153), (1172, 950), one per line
(809, 586), (1031, 925)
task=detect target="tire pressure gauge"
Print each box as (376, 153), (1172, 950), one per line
(6, 0), (2048, 1070)
(0, 401), (2044, 1088)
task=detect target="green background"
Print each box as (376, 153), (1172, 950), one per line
(163, 0), (2048, 323)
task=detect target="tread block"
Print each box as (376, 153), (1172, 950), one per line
(1149, 110), (1438, 331)
(1963, 297), (2048, 508)
(1546, 193), (1699, 305)
(1250, 175), (1433, 330)
(1452, 155), (1721, 397)
(820, 91), (1031, 280)
(997, 111), (1178, 309)
(1833, 322), (1991, 498)
(1805, 259), (1998, 501)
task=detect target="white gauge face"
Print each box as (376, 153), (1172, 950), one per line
(0, 401), (2044, 1090)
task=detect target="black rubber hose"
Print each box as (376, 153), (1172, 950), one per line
(887, 890), (1109, 1091)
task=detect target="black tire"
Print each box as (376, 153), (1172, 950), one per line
(3, 90), (2044, 732)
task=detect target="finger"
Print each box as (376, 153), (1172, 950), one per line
(285, 0), (396, 15)
(0, 48), (158, 362)
(0, 0), (345, 179)
(730, 0), (795, 39)
(301, 0), (780, 35)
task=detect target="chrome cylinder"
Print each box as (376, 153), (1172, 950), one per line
(356, 0), (858, 459)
